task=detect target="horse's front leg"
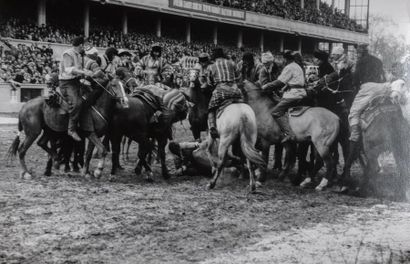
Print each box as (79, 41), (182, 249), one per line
(89, 133), (107, 179)
(278, 142), (296, 181)
(157, 137), (170, 180)
(82, 138), (95, 179)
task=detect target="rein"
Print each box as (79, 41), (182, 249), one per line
(321, 74), (354, 94)
(91, 77), (117, 97)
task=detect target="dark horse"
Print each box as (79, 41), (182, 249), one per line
(185, 69), (212, 141)
(7, 78), (128, 179)
(108, 82), (188, 181)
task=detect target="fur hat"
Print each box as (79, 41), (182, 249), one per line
(331, 46), (345, 56)
(313, 50), (329, 61)
(283, 50), (294, 61)
(72, 36), (85, 47)
(212, 47), (225, 60)
(261, 52), (274, 63)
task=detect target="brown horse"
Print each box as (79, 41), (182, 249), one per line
(108, 83), (188, 181)
(241, 80), (340, 190)
(184, 69), (212, 141)
(7, 78), (128, 179)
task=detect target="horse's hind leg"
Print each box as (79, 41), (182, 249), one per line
(157, 136), (170, 180)
(88, 133), (107, 179)
(247, 159), (257, 193)
(207, 136), (230, 190)
(314, 143), (336, 191)
(18, 134), (38, 179)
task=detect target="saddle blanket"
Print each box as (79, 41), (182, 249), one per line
(131, 88), (163, 111)
(208, 85), (243, 112)
(360, 101), (401, 131)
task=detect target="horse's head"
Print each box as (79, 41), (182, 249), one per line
(391, 79), (408, 105)
(108, 78), (130, 108)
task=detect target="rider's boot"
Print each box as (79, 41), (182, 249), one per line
(275, 114), (296, 143)
(68, 117), (81, 142)
(208, 111), (219, 139)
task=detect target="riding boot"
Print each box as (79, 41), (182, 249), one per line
(341, 139), (361, 187)
(68, 118), (81, 142)
(275, 114), (296, 143)
(208, 111), (219, 139)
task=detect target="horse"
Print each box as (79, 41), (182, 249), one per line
(337, 79), (410, 200)
(298, 72), (351, 187)
(7, 78), (128, 179)
(184, 69), (212, 141)
(241, 80), (340, 190)
(108, 83), (188, 181)
(206, 103), (266, 191)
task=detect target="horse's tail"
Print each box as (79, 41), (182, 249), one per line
(239, 114), (266, 168)
(6, 119), (22, 161)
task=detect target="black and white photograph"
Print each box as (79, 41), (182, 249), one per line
(0, 0), (410, 263)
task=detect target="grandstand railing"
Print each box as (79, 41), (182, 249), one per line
(103, 0), (368, 44)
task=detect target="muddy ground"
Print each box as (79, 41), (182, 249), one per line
(0, 121), (410, 264)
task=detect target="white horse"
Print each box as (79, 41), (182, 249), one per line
(206, 103), (266, 191)
(390, 79), (410, 124)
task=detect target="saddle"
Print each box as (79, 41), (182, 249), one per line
(131, 88), (163, 112)
(360, 96), (400, 131)
(288, 106), (311, 117)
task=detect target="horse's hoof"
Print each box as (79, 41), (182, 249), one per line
(315, 178), (329, 191)
(118, 166), (125, 171)
(53, 162), (60, 170)
(84, 173), (93, 180)
(144, 172), (154, 183)
(249, 184), (256, 193)
(338, 186), (349, 194)
(108, 175), (116, 182)
(72, 166), (80, 173)
(162, 172), (170, 180)
(64, 167), (71, 173)
(300, 177), (312, 188)
(255, 181), (263, 188)
(21, 171), (32, 180)
(134, 167), (142, 175)
(44, 170), (52, 177)
(207, 182), (215, 190)
(94, 169), (102, 179)
(278, 171), (287, 181)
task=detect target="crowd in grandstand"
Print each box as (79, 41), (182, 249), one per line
(0, 0), (363, 84)
(204, 0), (364, 32)
(0, 40), (58, 84)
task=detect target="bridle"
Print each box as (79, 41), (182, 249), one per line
(320, 74), (353, 94)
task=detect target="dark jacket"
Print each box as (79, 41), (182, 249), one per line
(318, 61), (335, 78)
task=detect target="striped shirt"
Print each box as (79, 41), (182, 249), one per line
(207, 58), (237, 85)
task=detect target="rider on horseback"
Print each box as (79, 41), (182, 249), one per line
(192, 53), (211, 89)
(99, 47), (119, 79)
(262, 50), (306, 143)
(135, 43), (168, 85)
(59, 36), (94, 142)
(207, 47), (243, 139)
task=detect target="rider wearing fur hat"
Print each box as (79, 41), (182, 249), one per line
(99, 47), (119, 79)
(207, 47), (243, 139)
(135, 43), (169, 85)
(192, 52), (211, 89)
(258, 51), (280, 86)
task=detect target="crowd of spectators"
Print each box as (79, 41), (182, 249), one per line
(0, 41), (58, 84)
(204, 0), (365, 32)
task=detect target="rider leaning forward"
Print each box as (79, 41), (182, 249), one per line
(59, 36), (94, 141)
(207, 47), (243, 139)
(262, 50), (306, 143)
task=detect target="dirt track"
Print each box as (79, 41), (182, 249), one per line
(1, 122), (410, 264)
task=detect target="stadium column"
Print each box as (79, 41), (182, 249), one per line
(156, 17), (162, 38)
(186, 22), (191, 43)
(260, 31), (264, 52)
(344, 0), (350, 16)
(237, 29), (243, 49)
(37, 0), (46, 26)
(301, 0), (304, 9)
(83, 2), (90, 38)
(329, 42), (333, 54)
(316, 0), (320, 10)
(331, 0), (335, 13)
(280, 35), (284, 52)
(298, 38), (302, 53)
(122, 10), (128, 35)
(213, 25), (218, 45)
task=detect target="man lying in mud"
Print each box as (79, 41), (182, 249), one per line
(168, 140), (245, 177)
